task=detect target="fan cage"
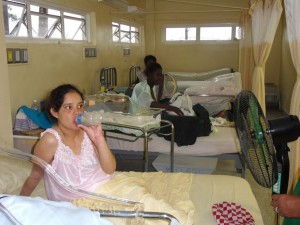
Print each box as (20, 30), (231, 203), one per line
(234, 90), (278, 188)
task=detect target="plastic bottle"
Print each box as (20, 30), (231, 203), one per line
(31, 99), (39, 111)
(76, 111), (103, 126)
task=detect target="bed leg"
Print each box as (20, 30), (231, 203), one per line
(144, 133), (149, 172)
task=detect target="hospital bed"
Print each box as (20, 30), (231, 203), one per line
(0, 147), (263, 225)
(167, 68), (234, 81)
(186, 72), (242, 116)
(99, 67), (118, 92)
(166, 71), (242, 116)
(129, 65), (141, 87)
(83, 93), (244, 177)
(128, 66), (241, 116)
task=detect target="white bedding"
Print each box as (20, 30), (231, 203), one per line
(0, 153), (263, 225)
(167, 68), (232, 81)
(176, 72), (242, 116)
(105, 126), (240, 157)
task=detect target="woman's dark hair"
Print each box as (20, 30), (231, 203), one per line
(145, 62), (162, 77)
(46, 84), (84, 121)
(144, 55), (157, 66)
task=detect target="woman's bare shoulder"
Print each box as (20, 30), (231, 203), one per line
(34, 130), (58, 161)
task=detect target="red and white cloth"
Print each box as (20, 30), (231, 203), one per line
(212, 201), (255, 225)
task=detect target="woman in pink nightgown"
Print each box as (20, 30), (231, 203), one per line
(20, 84), (195, 225)
(20, 84), (116, 201)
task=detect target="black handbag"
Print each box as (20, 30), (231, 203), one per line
(159, 104), (211, 146)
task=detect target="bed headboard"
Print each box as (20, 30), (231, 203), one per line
(129, 66), (141, 87)
(100, 67), (117, 89)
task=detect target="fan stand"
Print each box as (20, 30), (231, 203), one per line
(274, 143), (290, 195)
(234, 91), (300, 225)
(273, 143), (290, 225)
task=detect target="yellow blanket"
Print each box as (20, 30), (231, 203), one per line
(73, 172), (195, 225)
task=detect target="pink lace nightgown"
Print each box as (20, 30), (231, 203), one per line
(41, 128), (114, 201)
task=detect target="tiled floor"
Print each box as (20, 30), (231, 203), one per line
(266, 106), (287, 120)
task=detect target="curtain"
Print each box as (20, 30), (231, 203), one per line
(249, 0), (282, 114)
(284, 0), (300, 192)
(239, 10), (255, 91)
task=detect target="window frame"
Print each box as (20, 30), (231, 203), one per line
(165, 26), (198, 42)
(163, 23), (240, 44)
(112, 19), (141, 45)
(2, 0), (90, 43)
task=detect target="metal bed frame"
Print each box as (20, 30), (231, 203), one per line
(102, 120), (174, 172)
(102, 119), (175, 172)
(129, 65), (141, 87)
(100, 67), (117, 90)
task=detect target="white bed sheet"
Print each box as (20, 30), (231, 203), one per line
(105, 126), (240, 157)
(0, 154), (263, 225)
(167, 68), (232, 81)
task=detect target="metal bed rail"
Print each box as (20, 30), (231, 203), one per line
(100, 67), (117, 90)
(129, 65), (141, 87)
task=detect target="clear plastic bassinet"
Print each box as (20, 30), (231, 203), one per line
(0, 147), (179, 225)
(83, 93), (164, 137)
(84, 93), (163, 116)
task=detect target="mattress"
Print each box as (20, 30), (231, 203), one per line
(0, 153), (263, 225)
(105, 126), (240, 157)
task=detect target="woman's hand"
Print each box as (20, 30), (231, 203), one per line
(78, 123), (104, 143)
(271, 194), (300, 218)
(78, 123), (116, 174)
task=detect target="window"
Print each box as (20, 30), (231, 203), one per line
(235, 26), (241, 40)
(112, 21), (140, 44)
(164, 24), (240, 43)
(200, 27), (232, 41)
(2, 0), (88, 41)
(166, 27), (196, 41)
(199, 26), (241, 41)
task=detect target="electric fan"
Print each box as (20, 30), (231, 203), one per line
(234, 90), (300, 194)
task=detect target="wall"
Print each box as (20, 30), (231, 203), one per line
(143, 0), (285, 110)
(6, 0), (146, 121)
(265, 19), (283, 85)
(2, 0), (293, 130)
(280, 14), (297, 113)
(0, 0), (13, 147)
(145, 0), (249, 72)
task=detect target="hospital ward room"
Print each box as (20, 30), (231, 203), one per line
(1, 0), (300, 224)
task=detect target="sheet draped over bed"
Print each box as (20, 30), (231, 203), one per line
(105, 126), (240, 156)
(72, 172), (195, 225)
